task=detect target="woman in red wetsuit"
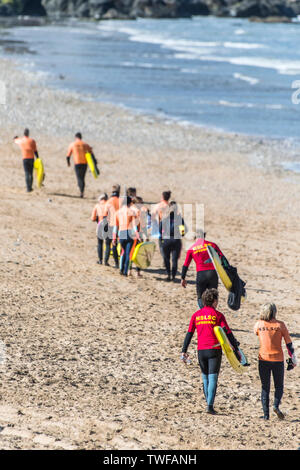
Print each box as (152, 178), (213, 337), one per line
(181, 288), (240, 415)
(181, 231), (228, 308)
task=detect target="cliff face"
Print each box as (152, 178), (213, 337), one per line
(0, 0), (300, 20)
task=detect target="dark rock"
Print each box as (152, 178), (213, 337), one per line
(0, 3), (14, 16)
(0, 0), (299, 20)
(230, 0), (296, 18)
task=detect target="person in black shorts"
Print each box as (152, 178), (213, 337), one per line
(159, 201), (186, 282)
(181, 230), (229, 308)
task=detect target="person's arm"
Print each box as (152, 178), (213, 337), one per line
(220, 314), (240, 359)
(32, 140), (39, 159)
(66, 144), (72, 167)
(282, 323), (297, 367)
(181, 314), (196, 357)
(181, 249), (193, 287)
(112, 212), (119, 245)
(132, 215), (140, 241)
(91, 206), (98, 222)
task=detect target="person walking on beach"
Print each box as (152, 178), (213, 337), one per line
(254, 303), (297, 420)
(128, 195), (150, 277)
(14, 128), (39, 192)
(159, 201), (186, 282)
(66, 132), (93, 198)
(105, 184), (121, 268)
(181, 288), (241, 415)
(151, 190), (172, 240)
(91, 193), (109, 265)
(113, 196), (140, 276)
(181, 230), (228, 308)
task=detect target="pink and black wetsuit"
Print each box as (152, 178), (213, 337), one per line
(181, 238), (227, 308)
(181, 305), (240, 410)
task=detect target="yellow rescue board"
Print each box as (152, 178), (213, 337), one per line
(214, 326), (246, 374)
(110, 242), (122, 258)
(33, 158), (44, 188)
(86, 152), (98, 179)
(131, 241), (156, 269)
(207, 244), (232, 291)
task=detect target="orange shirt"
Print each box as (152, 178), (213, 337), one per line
(14, 136), (37, 159)
(91, 201), (108, 223)
(105, 196), (120, 227)
(115, 206), (137, 232)
(67, 139), (92, 165)
(254, 319), (292, 362)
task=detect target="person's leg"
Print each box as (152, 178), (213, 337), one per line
(196, 270), (218, 308)
(124, 237), (134, 276)
(119, 240), (126, 274)
(196, 272), (206, 308)
(162, 240), (172, 279)
(74, 164), (83, 195)
(23, 159), (34, 192)
(207, 269), (218, 289)
(97, 238), (103, 264)
(112, 244), (119, 268)
(104, 237), (111, 265)
(75, 164), (87, 196)
(81, 164), (87, 195)
(272, 361), (285, 419)
(107, 226), (119, 267)
(258, 360), (271, 419)
(206, 349), (222, 412)
(171, 239), (181, 280)
(198, 350), (209, 402)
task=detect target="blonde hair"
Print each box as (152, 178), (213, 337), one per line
(260, 303), (277, 321)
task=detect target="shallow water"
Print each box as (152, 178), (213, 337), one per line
(1, 16), (300, 172)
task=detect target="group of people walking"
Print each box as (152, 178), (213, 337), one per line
(14, 128), (297, 421)
(14, 129), (96, 197)
(91, 184), (297, 419)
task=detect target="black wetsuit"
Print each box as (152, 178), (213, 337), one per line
(74, 163), (87, 196)
(159, 212), (186, 279)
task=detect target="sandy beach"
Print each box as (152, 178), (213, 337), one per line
(0, 56), (299, 450)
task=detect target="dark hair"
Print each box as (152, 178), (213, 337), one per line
(112, 184), (120, 196)
(121, 196), (132, 207)
(127, 187), (136, 197)
(75, 132), (82, 139)
(169, 201), (178, 213)
(162, 190), (171, 202)
(202, 288), (219, 307)
(98, 193), (108, 202)
(24, 128), (30, 137)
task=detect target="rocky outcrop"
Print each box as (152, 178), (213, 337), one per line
(0, 0), (46, 16)
(0, 0), (300, 20)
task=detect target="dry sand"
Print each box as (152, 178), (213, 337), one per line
(0, 57), (299, 450)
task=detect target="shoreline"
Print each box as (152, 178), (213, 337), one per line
(0, 50), (300, 178)
(0, 54), (299, 450)
(1, 18), (300, 170)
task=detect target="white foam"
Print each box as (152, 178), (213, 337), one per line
(224, 41), (265, 49)
(234, 72), (259, 85)
(234, 29), (246, 35)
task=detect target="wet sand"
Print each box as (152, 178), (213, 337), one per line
(0, 57), (299, 450)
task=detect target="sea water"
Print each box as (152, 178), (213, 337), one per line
(1, 16), (300, 172)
